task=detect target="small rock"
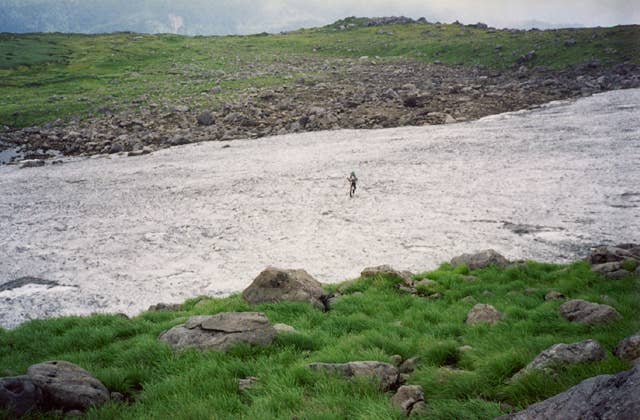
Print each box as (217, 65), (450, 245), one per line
(399, 357), (421, 374)
(27, 361), (110, 411)
(465, 304), (503, 325)
(545, 291), (566, 301)
(461, 296), (477, 305)
(614, 332), (640, 362)
(108, 143), (124, 154)
(173, 105), (190, 113)
(273, 323), (296, 333)
(197, 111), (215, 126)
(461, 275), (478, 283)
(360, 265), (413, 286)
(148, 303), (181, 312)
(559, 299), (621, 325)
(390, 355), (403, 367)
(391, 385), (426, 416)
(307, 361), (399, 391)
(459, 345), (473, 353)
(450, 250), (509, 270)
(605, 270), (631, 280)
(415, 279), (437, 288)
(110, 392), (124, 402)
(238, 376), (258, 392)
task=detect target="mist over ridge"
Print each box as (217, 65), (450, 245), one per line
(1, 0), (638, 35)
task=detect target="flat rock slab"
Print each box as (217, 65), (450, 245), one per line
(159, 312), (277, 351)
(505, 364), (640, 419)
(27, 361), (109, 411)
(307, 361), (399, 391)
(242, 267), (327, 310)
(559, 299), (621, 325)
(450, 249), (509, 270)
(517, 340), (605, 377)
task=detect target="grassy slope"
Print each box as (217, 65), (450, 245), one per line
(1, 261), (638, 419)
(1, 23), (639, 127)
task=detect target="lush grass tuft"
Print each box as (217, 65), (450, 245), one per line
(0, 260), (638, 418)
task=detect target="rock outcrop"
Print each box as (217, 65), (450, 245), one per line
(307, 361), (400, 391)
(465, 304), (503, 325)
(504, 364), (640, 419)
(559, 299), (621, 325)
(242, 267), (328, 310)
(451, 250), (509, 270)
(27, 361), (110, 411)
(159, 312), (277, 351)
(0, 376), (42, 417)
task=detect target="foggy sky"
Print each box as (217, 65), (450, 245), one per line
(1, 0), (638, 34)
(243, 0), (640, 33)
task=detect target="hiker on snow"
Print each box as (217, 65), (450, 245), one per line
(347, 171), (358, 197)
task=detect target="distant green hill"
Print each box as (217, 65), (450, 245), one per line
(0, 21), (638, 128)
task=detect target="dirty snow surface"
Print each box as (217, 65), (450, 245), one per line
(1, 89), (639, 328)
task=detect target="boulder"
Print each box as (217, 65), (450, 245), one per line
(197, 111), (215, 126)
(517, 340), (606, 376)
(391, 385), (426, 416)
(27, 361), (109, 411)
(0, 376), (42, 417)
(450, 250), (509, 270)
(242, 267), (328, 310)
(307, 361), (399, 391)
(614, 332), (640, 362)
(465, 304), (503, 325)
(361, 265), (414, 286)
(559, 299), (621, 325)
(544, 291), (566, 301)
(504, 364), (640, 419)
(158, 312), (277, 351)
(108, 143), (123, 154)
(588, 244), (640, 264)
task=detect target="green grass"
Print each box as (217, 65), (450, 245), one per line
(1, 260), (638, 419)
(0, 23), (638, 127)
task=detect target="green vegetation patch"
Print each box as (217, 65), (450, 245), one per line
(1, 260), (638, 419)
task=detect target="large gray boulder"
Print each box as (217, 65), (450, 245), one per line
(307, 361), (399, 391)
(159, 312), (277, 351)
(466, 304), (503, 325)
(27, 361), (109, 411)
(0, 376), (42, 417)
(360, 265), (414, 286)
(391, 385), (426, 416)
(450, 250), (509, 270)
(516, 340), (605, 377)
(614, 332), (640, 362)
(559, 299), (621, 325)
(242, 267), (328, 310)
(504, 364), (640, 419)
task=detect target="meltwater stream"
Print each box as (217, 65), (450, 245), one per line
(1, 89), (639, 328)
